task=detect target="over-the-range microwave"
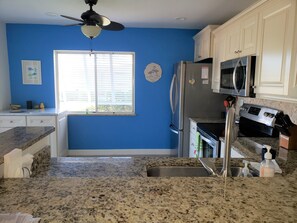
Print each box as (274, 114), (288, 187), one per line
(219, 56), (256, 97)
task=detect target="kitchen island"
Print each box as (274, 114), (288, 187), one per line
(0, 152), (297, 222)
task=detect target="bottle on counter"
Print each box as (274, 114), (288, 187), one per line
(39, 102), (45, 109)
(260, 145), (275, 177)
(240, 160), (253, 177)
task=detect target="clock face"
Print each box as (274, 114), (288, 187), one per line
(144, 63), (162, 83)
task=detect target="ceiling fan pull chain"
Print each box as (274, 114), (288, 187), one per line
(89, 39), (94, 56)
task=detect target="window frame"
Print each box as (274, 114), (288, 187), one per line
(54, 50), (135, 116)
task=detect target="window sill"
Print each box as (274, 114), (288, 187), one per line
(67, 112), (136, 116)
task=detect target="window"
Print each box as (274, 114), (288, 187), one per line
(55, 51), (135, 114)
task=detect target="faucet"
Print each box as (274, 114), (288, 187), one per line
(199, 106), (236, 177)
(220, 106), (235, 177)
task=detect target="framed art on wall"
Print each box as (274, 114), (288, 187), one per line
(21, 60), (42, 85)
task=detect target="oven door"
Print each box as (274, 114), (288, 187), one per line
(197, 126), (220, 158)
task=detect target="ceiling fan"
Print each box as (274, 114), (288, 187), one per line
(61, 0), (125, 39)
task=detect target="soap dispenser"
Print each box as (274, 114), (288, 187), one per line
(260, 145), (275, 177)
(240, 160), (253, 177)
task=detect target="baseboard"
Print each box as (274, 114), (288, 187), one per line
(67, 149), (177, 157)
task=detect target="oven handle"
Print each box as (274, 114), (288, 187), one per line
(232, 58), (241, 94)
(199, 134), (213, 146)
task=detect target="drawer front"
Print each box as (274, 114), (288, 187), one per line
(0, 116), (26, 127)
(27, 116), (56, 127)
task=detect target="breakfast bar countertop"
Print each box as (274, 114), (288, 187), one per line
(0, 127), (55, 165)
(0, 155), (297, 223)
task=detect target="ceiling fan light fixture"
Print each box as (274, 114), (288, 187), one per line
(81, 25), (102, 39)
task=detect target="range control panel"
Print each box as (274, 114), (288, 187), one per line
(239, 103), (283, 127)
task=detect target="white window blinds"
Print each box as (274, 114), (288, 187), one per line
(55, 51), (134, 114)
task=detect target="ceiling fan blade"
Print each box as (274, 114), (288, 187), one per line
(64, 23), (84, 26)
(101, 21), (125, 31)
(61, 15), (84, 22)
(91, 14), (111, 26)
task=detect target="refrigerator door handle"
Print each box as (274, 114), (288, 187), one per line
(170, 124), (179, 134)
(169, 74), (176, 114)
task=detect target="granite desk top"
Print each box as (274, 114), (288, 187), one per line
(0, 127), (55, 165)
(0, 156), (297, 222)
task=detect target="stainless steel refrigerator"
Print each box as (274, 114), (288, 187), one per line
(169, 61), (226, 157)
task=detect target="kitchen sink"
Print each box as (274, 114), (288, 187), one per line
(147, 166), (210, 177)
(147, 166), (259, 177)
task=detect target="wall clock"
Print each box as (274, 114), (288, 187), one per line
(144, 63), (162, 83)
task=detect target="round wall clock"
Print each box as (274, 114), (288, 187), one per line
(144, 63), (162, 83)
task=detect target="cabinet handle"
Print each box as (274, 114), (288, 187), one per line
(40, 120), (44, 123)
(10, 121), (13, 123)
(198, 55), (202, 58)
(234, 50), (238, 54)
(238, 50), (242, 53)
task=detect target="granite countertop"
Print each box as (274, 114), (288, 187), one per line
(0, 108), (66, 116)
(0, 127), (55, 164)
(189, 117), (226, 124)
(0, 155), (297, 222)
(221, 136), (297, 176)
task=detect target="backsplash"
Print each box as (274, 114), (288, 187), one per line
(238, 97), (297, 124)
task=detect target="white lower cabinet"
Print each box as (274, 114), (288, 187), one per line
(0, 113), (68, 157)
(220, 140), (244, 158)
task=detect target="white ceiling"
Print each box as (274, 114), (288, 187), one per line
(0, 0), (259, 29)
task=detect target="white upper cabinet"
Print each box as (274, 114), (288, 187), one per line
(211, 0), (297, 100)
(193, 25), (219, 62)
(225, 12), (258, 60)
(211, 30), (226, 92)
(255, 0), (296, 99)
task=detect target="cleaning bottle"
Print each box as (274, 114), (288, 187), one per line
(260, 145), (275, 177)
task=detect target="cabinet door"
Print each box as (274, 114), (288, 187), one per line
(200, 29), (211, 59)
(225, 22), (241, 60)
(0, 116), (26, 127)
(57, 113), (68, 157)
(212, 32), (226, 92)
(194, 34), (202, 62)
(255, 0), (295, 96)
(240, 12), (259, 56)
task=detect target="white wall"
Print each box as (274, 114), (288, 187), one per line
(0, 21), (11, 110)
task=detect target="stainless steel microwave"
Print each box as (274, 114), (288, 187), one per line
(220, 56), (256, 97)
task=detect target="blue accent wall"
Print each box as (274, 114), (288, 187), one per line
(6, 24), (197, 150)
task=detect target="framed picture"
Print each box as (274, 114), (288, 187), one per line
(21, 60), (42, 85)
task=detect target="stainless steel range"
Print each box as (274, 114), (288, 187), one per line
(239, 103), (283, 137)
